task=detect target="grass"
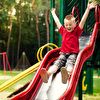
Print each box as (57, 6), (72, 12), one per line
(82, 70), (100, 100)
(0, 70), (35, 93)
(93, 78), (100, 93)
(83, 78), (100, 99)
(0, 70), (21, 85)
(0, 70), (100, 99)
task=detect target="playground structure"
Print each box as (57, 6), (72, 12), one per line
(9, 19), (99, 100)
(15, 51), (31, 70)
(50, 0), (100, 97)
(8, 3), (100, 100)
(0, 0), (100, 100)
(0, 52), (12, 74)
(0, 43), (58, 92)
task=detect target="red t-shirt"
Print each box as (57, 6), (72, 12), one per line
(59, 25), (83, 53)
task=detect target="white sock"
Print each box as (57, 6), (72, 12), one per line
(48, 65), (59, 74)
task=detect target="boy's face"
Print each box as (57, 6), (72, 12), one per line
(64, 19), (76, 32)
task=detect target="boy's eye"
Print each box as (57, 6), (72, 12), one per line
(66, 24), (71, 26)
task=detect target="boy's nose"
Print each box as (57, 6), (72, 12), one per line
(67, 26), (71, 28)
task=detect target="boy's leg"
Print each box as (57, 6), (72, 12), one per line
(48, 53), (66, 74)
(40, 65), (59, 83)
(40, 53), (66, 83)
(61, 54), (77, 84)
(66, 54), (77, 74)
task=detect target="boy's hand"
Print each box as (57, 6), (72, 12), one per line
(51, 8), (56, 13)
(50, 8), (62, 29)
(87, 2), (96, 10)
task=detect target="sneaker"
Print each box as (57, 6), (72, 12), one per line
(61, 67), (69, 84)
(40, 68), (49, 83)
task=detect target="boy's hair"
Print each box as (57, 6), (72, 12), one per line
(64, 14), (75, 22)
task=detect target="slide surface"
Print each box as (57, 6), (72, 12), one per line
(10, 22), (99, 100)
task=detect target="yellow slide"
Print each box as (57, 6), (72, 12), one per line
(0, 43), (58, 92)
(0, 62), (40, 92)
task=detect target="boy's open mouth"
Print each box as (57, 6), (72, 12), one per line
(67, 28), (71, 31)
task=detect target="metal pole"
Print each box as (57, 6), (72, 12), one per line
(78, 69), (83, 100)
(50, 0), (55, 43)
(58, 0), (64, 46)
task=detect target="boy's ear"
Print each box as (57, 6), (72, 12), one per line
(74, 22), (76, 27)
(73, 19), (76, 25)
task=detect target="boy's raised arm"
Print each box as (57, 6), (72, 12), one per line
(79, 2), (96, 29)
(51, 8), (62, 30)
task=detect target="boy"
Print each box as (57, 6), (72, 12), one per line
(40, 2), (95, 84)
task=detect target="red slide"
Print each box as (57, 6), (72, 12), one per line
(10, 22), (99, 100)
(59, 22), (99, 100)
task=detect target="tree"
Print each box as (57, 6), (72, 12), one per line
(32, 0), (50, 46)
(0, 0), (53, 67)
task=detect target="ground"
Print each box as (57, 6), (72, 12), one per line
(0, 91), (11, 100)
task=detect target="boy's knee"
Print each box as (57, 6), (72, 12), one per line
(67, 54), (77, 64)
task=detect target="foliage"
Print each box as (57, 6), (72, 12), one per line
(32, 0), (50, 14)
(0, 0), (51, 67)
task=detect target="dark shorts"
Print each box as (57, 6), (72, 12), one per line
(53, 52), (78, 68)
